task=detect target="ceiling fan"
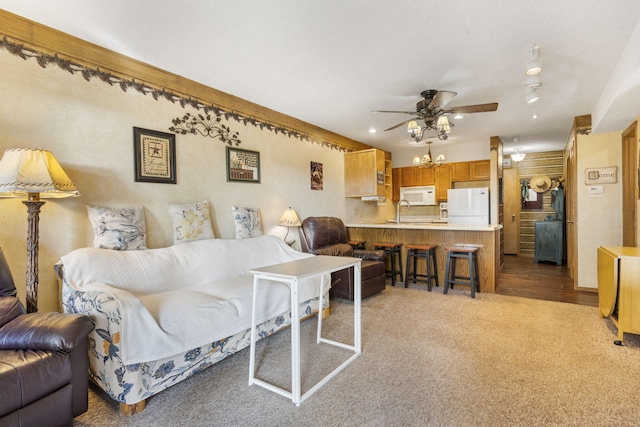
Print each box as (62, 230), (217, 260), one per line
(373, 89), (498, 141)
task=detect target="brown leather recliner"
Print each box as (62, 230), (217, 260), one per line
(299, 217), (386, 300)
(0, 248), (95, 427)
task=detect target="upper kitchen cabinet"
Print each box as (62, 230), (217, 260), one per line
(401, 166), (435, 187)
(450, 160), (491, 182)
(436, 164), (451, 201)
(450, 161), (470, 181)
(344, 148), (390, 197)
(470, 160), (490, 180)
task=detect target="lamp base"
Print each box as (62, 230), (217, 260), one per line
(23, 199), (45, 313)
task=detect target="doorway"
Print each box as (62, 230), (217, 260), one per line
(503, 168), (520, 255)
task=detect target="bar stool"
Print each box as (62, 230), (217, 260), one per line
(347, 240), (366, 250)
(444, 245), (480, 298)
(373, 242), (403, 286)
(404, 243), (439, 291)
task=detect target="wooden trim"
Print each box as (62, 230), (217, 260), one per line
(0, 9), (373, 153)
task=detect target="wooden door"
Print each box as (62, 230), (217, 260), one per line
(503, 168), (520, 255)
(565, 137), (577, 281)
(622, 122), (637, 247)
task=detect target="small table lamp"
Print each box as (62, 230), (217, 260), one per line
(278, 207), (302, 246)
(0, 148), (80, 312)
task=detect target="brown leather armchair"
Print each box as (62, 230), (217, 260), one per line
(0, 248), (95, 427)
(299, 217), (386, 299)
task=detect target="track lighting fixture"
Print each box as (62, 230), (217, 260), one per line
(523, 45), (542, 104)
(525, 45), (542, 75)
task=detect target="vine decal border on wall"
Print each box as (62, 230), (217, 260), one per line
(0, 36), (349, 152)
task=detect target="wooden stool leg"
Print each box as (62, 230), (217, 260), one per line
(425, 250), (433, 292)
(444, 252), (451, 294)
(431, 250), (439, 288)
(474, 252), (480, 293)
(404, 249), (411, 288)
(468, 252), (475, 298)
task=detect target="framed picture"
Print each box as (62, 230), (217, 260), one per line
(226, 147), (260, 183)
(133, 127), (176, 184)
(310, 161), (323, 190)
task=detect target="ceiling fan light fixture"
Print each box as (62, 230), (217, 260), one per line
(436, 115), (451, 133)
(407, 120), (421, 135)
(511, 147), (526, 162)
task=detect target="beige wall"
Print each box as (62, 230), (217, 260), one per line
(0, 52), (348, 311)
(576, 131), (623, 289)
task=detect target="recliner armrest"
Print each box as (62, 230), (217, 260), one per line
(0, 297), (25, 328)
(0, 312), (94, 353)
(353, 249), (386, 262)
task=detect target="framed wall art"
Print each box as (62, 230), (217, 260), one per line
(133, 127), (176, 184)
(310, 161), (323, 190)
(226, 147), (260, 183)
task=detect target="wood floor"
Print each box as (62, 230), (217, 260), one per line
(497, 255), (599, 307)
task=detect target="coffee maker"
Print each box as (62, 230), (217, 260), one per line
(439, 202), (448, 220)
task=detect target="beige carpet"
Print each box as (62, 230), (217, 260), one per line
(73, 284), (640, 427)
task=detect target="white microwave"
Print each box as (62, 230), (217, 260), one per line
(399, 186), (436, 206)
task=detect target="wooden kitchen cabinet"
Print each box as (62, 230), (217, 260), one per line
(435, 164), (451, 201)
(392, 168), (401, 202)
(470, 160), (491, 180)
(344, 148), (387, 197)
(597, 246), (640, 343)
(401, 166), (435, 187)
(450, 162), (470, 181)
(450, 160), (490, 182)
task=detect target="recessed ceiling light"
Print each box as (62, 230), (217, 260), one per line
(368, 128), (377, 134)
(453, 113), (464, 120)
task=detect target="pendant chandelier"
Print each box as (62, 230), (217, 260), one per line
(413, 141), (445, 168)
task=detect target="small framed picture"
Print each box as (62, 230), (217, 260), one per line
(502, 157), (512, 168)
(226, 147), (260, 183)
(133, 127), (176, 184)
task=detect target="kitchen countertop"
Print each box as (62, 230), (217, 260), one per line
(345, 222), (503, 231)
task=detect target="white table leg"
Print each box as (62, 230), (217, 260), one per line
(291, 278), (301, 405)
(248, 274), (259, 385)
(354, 263), (361, 354)
(316, 273), (325, 344)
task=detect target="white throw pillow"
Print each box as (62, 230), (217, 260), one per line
(232, 206), (262, 239)
(87, 205), (147, 250)
(168, 201), (215, 244)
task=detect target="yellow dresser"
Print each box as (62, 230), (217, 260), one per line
(597, 246), (640, 343)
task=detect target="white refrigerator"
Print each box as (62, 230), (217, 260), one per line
(447, 187), (490, 226)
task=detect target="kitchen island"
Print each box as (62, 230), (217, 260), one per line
(345, 223), (502, 293)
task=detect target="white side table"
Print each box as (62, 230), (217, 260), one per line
(249, 255), (362, 406)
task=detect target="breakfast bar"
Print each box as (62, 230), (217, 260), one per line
(345, 222), (502, 293)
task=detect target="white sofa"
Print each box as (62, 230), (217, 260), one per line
(58, 235), (330, 413)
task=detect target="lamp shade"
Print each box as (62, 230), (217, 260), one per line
(278, 208), (301, 227)
(0, 148), (79, 198)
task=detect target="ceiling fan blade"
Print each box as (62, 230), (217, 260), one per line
(448, 102), (498, 114)
(384, 118), (415, 131)
(372, 110), (417, 115)
(428, 90), (457, 110)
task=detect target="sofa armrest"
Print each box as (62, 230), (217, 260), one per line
(0, 296), (25, 328)
(353, 249), (386, 262)
(0, 312), (94, 352)
(314, 243), (354, 257)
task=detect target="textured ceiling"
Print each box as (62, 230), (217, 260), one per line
(1, 1), (640, 156)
